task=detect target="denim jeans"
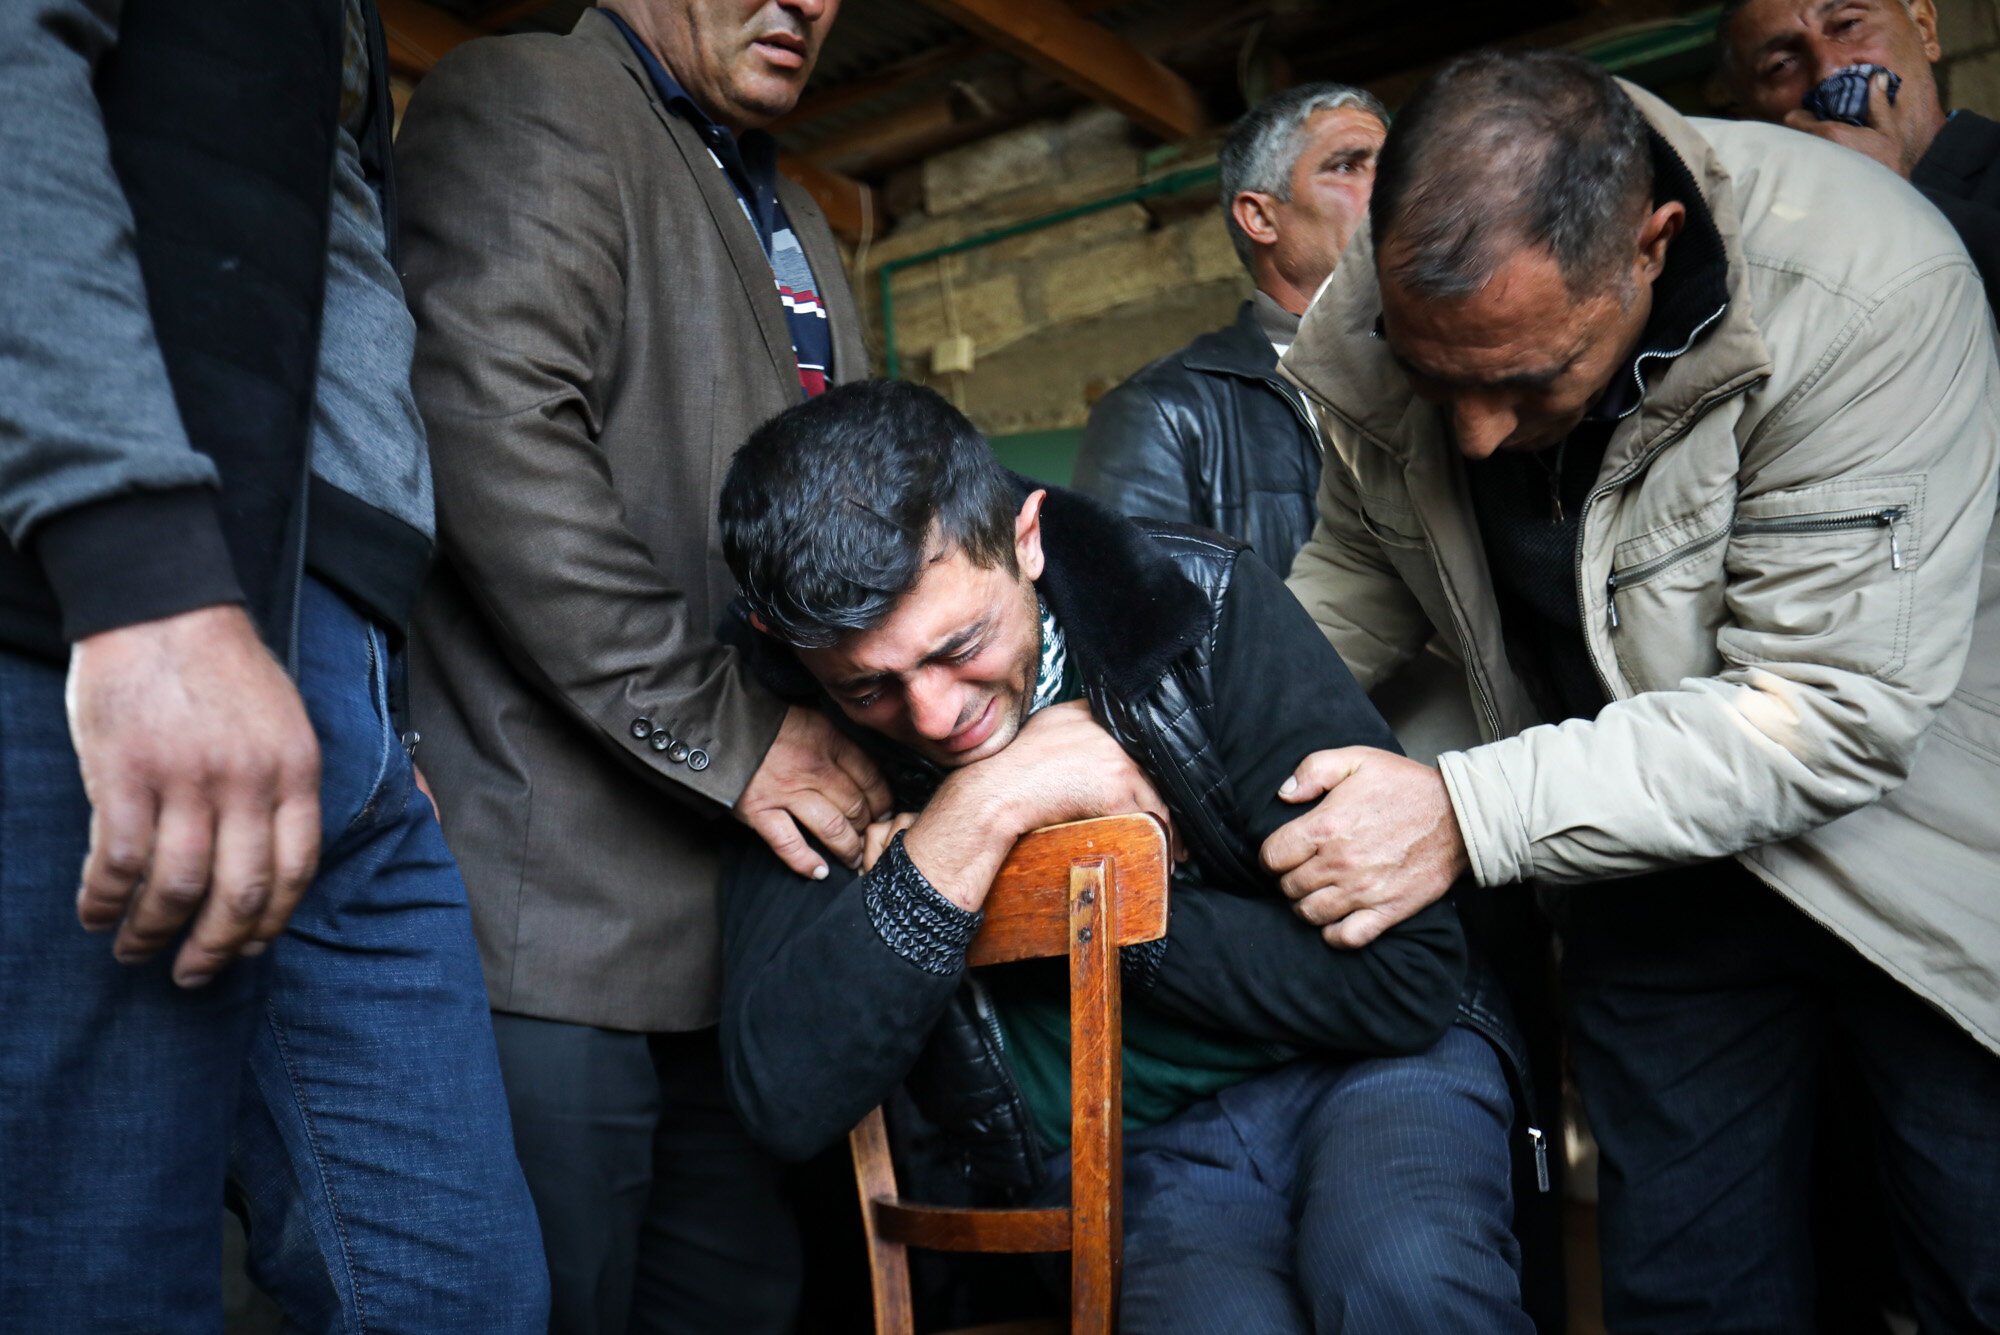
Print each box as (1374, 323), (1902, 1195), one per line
(1564, 863), (2000, 1334)
(0, 578), (548, 1332)
(1036, 1026), (1531, 1334)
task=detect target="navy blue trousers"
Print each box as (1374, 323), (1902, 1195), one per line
(1040, 1026), (1531, 1334)
(0, 579), (547, 1332)
(1565, 865), (2000, 1334)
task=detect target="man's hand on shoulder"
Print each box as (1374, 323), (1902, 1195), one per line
(1261, 746), (1469, 949)
(68, 604), (323, 988)
(735, 705), (893, 881)
(1783, 71), (1930, 178)
(903, 700), (1177, 913)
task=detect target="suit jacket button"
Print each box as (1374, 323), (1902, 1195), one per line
(668, 741), (690, 763)
(687, 749), (709, 772)
(649, 731), (673, 752)
(631, 717), (654, 740)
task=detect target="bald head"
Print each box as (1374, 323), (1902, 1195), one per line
(1371, 50), (1655, 300)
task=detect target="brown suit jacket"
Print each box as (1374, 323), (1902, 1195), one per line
(397, 9), (866, 1032)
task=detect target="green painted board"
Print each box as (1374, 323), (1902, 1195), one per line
(989, 428), (1083, 488)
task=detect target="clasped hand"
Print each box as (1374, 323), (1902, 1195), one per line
(890, 701), (1177, 912)
(1259, 746), (1470, 948)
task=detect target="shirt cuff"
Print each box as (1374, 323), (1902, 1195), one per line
(34, 488), (244, 641)
(864, 832), (983, 975)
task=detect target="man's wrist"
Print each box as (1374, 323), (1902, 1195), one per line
(864, 831), (983, 975)
(902, 774), (1022, 912)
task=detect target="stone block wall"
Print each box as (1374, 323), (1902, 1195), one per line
(1938, 0), (2000, 115)
(848, 105), (1253, 439)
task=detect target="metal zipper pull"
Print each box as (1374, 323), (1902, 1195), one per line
(1605, 574), (1620, 630)
(1887, 522), (1903, 571)
(1529, 1126), (1550, 1193)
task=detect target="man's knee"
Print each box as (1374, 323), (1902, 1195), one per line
(1296, 1031), (1530, 1331)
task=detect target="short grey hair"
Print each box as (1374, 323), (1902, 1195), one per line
(1219, 82), (1390, 270)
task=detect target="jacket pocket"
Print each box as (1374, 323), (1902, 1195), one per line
(1724, 478), (1922, 677)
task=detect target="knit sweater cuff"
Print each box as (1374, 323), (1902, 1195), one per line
(35, 488), (245, 641)
(864, 833), (983, 975)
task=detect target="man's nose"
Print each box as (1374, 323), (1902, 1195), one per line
(1452, 396), (1518, 460)
(1803, 32), (1841, 90)
(779, 0), (831, 22)
(905, 672), (964, 741)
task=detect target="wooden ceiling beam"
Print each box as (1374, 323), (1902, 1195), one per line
(776, 152), (872, 241)
(911, 0), (1203, 140)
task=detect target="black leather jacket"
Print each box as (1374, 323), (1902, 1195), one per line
(719, 484), (1541, 1199)
(1913, 109), (2000, 311)
(1075, 301), (1321, 575)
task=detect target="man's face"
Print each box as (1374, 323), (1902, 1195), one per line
(793, 498), (1046, 770)
(1377, 233), (1660, 458)
(1238, 106), (1386, 310)
(1272, 107), (1387, 296)
(1724, 0), (1941, 122)
(656, 0), (839, 133)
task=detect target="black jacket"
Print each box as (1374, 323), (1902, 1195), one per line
(1074, 301), (1321, 575)
(1914, 109), (2000, 311)
(0, 0), (418, 662)
(718, 485), (1533, 1190)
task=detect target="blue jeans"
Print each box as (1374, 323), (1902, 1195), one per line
(0, 578), (548, 1333)
(1038, 1027), (1531, 1334)
(1564, 864), (2000, 1334)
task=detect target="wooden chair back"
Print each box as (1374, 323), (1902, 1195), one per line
(849, 814), (1170, 1335)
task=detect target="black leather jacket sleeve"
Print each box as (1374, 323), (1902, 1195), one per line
(1074, 379), (1200, 528)
(1136, 549), (1467, 1054)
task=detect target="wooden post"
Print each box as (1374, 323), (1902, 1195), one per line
(1067, 858), (1121, 1335)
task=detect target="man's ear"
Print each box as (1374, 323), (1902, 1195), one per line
(1016, 490), (1047, 582)
(1232, 190), (1282, 248)
(1910, 0), (1944, 64)
(1633, 199), (1686, 286)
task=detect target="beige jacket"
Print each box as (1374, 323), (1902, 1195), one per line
(398, 11), (866, 1031)
(1283, 87), (2000, 1053)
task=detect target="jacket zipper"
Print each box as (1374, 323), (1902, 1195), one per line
(1733, 506), (1906, 568)
(1605, 505), (1906, 631)
(1572, 374), (1760, 700)
(967, 975), (1007, 1056)
(1604, 525), (1731, 630)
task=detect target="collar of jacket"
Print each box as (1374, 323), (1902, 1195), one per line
(1180, 300), (1288, 385)
(730, 476), (1212, 717)
(1914, 108), (2000, 197)
(1280, 82), (1774, 481)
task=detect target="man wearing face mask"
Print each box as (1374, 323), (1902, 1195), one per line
(1075, 84), (1386, 573)
(1272, 50), (2000, 1329)
(394, 2), (878, 1331)
(1718, 0), (2000, 306)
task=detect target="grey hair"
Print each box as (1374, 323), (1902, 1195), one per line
(1370, 50), (1654, 300)
(1219, 82), (1390, 270)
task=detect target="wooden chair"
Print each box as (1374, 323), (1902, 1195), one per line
(848, 814), (1171, 1335)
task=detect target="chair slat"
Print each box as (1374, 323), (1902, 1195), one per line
(969, 815), (1168, 966)
(871, 1202), (1071, 1253)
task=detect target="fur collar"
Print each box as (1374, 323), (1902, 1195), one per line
(1026, 480), (1211, 699)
